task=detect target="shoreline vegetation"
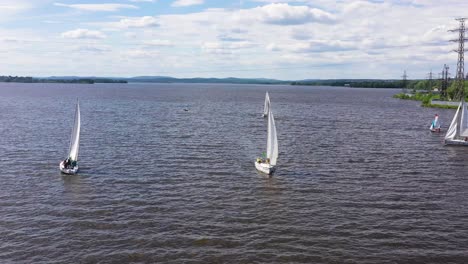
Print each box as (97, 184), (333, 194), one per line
(0, 76), (127, 84)
(392, 93), (458, 109)
(1, 75), (409, 87)
(2, 74), (461, 109)
(0, 73), (461, 106)
(393, 79), (468, 109)
(291, 80), (404, 88)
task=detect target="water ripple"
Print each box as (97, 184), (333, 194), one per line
(0, 83), (467, 263)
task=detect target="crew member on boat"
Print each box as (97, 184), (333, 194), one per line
(256, 157), (270, 164)
(63, 158), (70, 168)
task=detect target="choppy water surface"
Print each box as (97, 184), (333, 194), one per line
(1, 83), (467, 263)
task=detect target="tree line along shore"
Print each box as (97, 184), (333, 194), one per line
(393, 79), (468, 109)
(1, 74), (462, 102)
(0, 76), (127, 84)
(0, 76), (408, 87)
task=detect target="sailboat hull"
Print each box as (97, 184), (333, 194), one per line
(59, 161), (79, 175)
(444, 139), (468, 146)
(255, 161), (275, 175)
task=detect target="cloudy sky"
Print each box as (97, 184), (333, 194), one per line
(0, 0), (467, 79)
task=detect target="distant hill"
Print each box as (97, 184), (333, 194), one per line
(37, 76), (288, 84)
(126, 76), (289, 84)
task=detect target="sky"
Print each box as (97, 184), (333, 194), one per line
(1, 0), (468, 80)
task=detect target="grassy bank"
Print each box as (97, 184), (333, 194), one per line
(393, 92), (433, 106)
(393, 92), (459, 109)
(423, 104), (458, 109)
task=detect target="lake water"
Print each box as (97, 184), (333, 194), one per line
(0, 83), (467, 263)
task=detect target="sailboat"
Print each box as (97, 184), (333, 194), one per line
(429, 114), (441, 133)
(263, 92), (270, 118)
(255, 107), (278, 175)
(60, 102), (81, 174)
(444, 100), (468, 145)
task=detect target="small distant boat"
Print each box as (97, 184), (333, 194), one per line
(262, 92), (270, 118)
(445, 100), (468, 145)
(255, 108), (278, 175)
(430, 114), (441, 133)
(60, 102), (81, 174)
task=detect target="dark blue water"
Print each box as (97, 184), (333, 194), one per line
(0, 83), (467, 263)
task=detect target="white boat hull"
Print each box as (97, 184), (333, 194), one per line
(60, 161), (79, 175)
(444, 139), (468, 146)
(255, 161), (275, 175)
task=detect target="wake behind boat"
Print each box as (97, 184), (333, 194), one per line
(60, 102), (81, 174)
(445, 101), (468, 145)
(255, 107), (278, 175)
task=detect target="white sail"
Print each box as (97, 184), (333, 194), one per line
(459, 101), (468, 137)
(430, 116), (440, 130)
(67, 102), (81, 161)
(263, 92), (270, 117)
(266, 109), (278, 166)
(445, 102), (461, 140)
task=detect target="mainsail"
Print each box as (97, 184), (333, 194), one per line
(459, 101), (468, 137)
(67, 102), (81, 161)
(266, 109), (278, 166)
(430, 115), (440, 130)
(263, 92), (270, 117)
(445, 100), (468, 140)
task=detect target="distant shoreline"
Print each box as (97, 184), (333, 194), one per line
(0, 75), (412, 88)
(0, 76), (126, 84)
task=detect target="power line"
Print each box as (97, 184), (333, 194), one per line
(440, 64), (450, 99)
(449, 17), (468, 100)
(427, 69), (434, 92)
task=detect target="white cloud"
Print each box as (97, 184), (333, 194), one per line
(250, 3), (335, 25)
(85, 16), (159, 31)
(202, 41), (255, 54)
(117, 16), (159, 28)
(125, 32), (137, 39)
(129, 0), (155, 2)
(143, 39), (173, 46)
(73, 45), (111, 53)
(266, 43), (280, 51)
(172, 0), (204, 7)
(61, 29), (106, 39)
(0, 4), (30, 11)
(125, 49), (159, 58)
(201, 42), (232, 55)
(54, 2), (138, 12)
(0, 1), (35, 22)
(252, 0), (306, 2)
(5, 0), (468, 79)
